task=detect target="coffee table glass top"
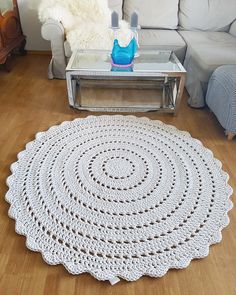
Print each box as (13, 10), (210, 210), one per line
(68, 49), (186, 74)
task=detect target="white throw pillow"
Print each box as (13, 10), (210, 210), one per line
(179, 0), (236, 32)
(123, 0), (179, 29)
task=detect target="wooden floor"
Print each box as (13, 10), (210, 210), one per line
(0, 55), (235, 295)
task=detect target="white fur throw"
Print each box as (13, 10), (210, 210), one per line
(38, 0), (132, 52)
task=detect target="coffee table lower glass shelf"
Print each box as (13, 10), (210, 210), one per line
(66, 50), (186, 114)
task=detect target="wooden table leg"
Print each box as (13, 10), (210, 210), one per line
(3, 54), (12, 72)
(19, 39), (27, 55)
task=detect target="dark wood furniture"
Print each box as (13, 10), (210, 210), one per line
(0, 0), (26, 71)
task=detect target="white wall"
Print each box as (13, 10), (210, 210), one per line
(18, 0), (50, 50)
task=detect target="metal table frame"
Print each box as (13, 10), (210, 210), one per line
(66, 50), (186, 115)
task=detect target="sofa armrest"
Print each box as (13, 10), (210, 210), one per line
(41, 19), (66, 79)
(229, 19), (236, 38)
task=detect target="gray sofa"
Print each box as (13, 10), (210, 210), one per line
(40, 0), (236, 108)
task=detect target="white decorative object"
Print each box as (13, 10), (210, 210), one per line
(6, 116), (233, 284)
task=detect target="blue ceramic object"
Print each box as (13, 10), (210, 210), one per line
(111, 37), (138, 66)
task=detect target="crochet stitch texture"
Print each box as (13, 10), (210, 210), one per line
(6, 115), (233, 283)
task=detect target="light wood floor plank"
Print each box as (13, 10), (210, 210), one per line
(0, 55), (235, 295)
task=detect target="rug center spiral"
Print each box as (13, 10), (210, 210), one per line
(103, 157), (134, 179)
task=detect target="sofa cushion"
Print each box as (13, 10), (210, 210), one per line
(64, 30), (187, 62)
(180, 31), (236, 76)
(138, 29), (186, 62)
(179, 0), (236, 32)
(230, 20), (236, 38)
(179, 31), (236, 107)
(123, 0), (179, 29)
(108, 0), (123, 18)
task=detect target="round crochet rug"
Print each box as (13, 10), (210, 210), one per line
(6, 115), (233, 284)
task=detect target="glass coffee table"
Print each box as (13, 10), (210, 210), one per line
(66, 49), (186, 115)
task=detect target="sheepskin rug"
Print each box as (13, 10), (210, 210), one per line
(38, 0), (132, 52)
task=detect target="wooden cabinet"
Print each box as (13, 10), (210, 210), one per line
(0, 0), (26, 70)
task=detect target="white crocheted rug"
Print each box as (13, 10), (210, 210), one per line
(6, 116), (233, 284)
